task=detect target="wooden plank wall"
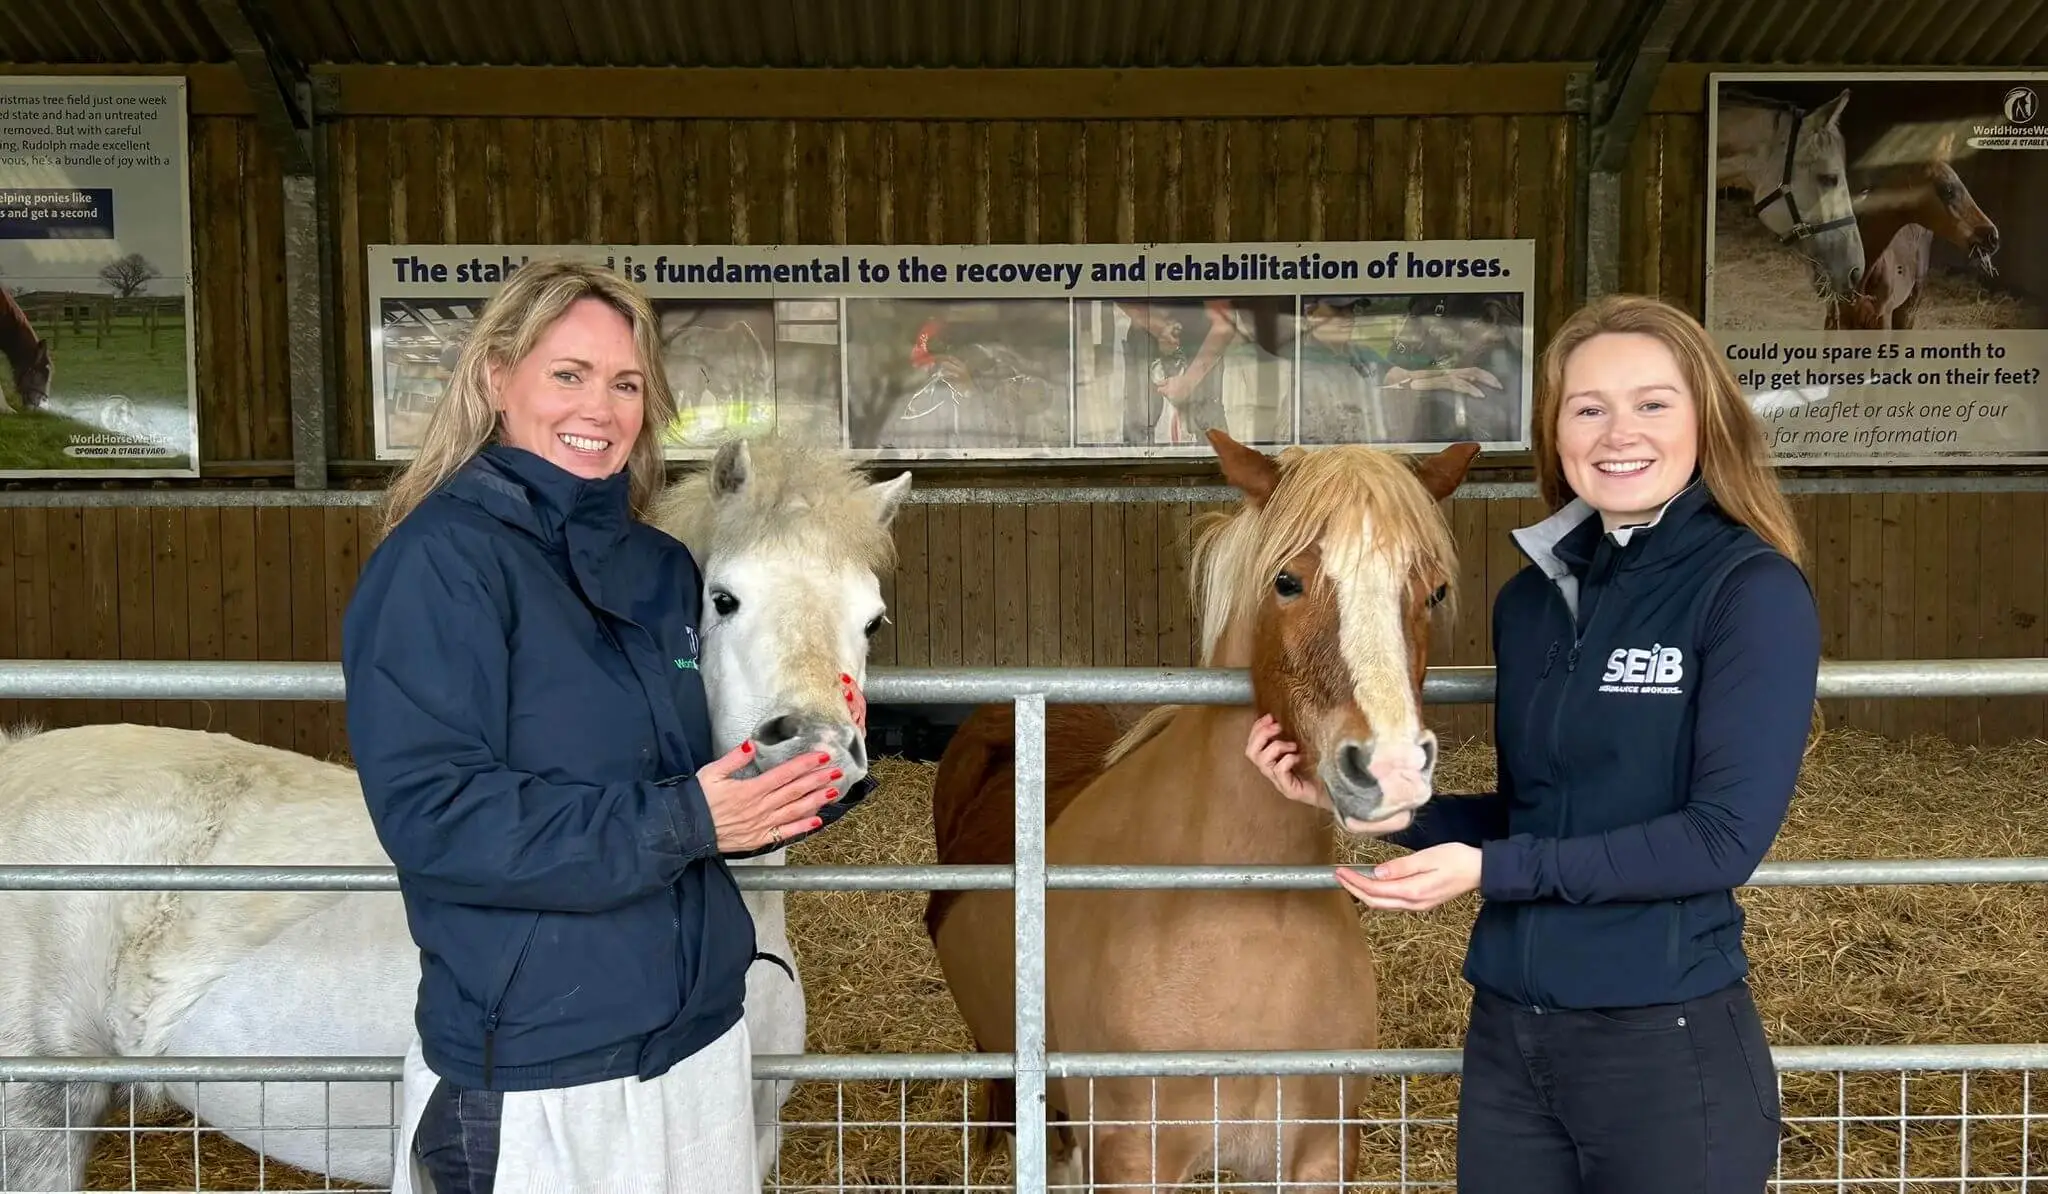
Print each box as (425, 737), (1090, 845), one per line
(3, 480), (2042, 760)
(3, 109), (2042, 758)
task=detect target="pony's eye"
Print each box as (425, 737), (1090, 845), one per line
(864, 612), (889, 637)
(1273, 571), (1304, 599)
(710, 589), (739, 617)
(1428, 583), (1448, 607)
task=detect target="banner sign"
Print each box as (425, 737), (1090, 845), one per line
(367, 239), (1536, 462)
(1706, 71), (2048, 466)
(0, 75), (198, 478)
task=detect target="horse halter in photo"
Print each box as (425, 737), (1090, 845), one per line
(1750, 105), (1859, 248)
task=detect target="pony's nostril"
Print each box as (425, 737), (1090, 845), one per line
(848, 734), (868, 771)
(1337, 742), (1375, 789)
(754, 715), (802, 748)
(1419, 734), (1438, 773)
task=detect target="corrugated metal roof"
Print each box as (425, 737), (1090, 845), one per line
(2, 0), (2043, 69)
(243, 0), (1633, 69)
(1672, 0), (2048, 65)
(1, 0), (223, 63)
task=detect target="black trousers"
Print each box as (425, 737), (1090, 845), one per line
(1455, 979), (1782, 1193)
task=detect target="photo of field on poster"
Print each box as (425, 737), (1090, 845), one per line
(1294, 291), (1526, 448)
(1071, 297), (1295, 449)
(843, 297), (1073, 457)
(1707, 71), (2048, 465)
(0, 76), (197, 478)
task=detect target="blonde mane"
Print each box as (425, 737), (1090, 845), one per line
(645, 436), (901, 576)
(1105, 444), (1462, 765)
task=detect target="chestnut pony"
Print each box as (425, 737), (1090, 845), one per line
(924, 428), (1479, 1190)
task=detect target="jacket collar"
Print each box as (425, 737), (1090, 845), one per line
(1510, 470), (1714, 611)
(446, 444), (634, 556)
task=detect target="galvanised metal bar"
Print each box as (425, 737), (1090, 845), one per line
(2, 856), (2045, 893)
(4, 658), (2048, 704)
(5, 1041), (2046, 1085)
(10, 473), (2048, 507)
(1011, 693), (1050, 1194)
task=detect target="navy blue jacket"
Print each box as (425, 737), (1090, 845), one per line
(1389, 476), (1820, 1011)
(342, 445), (869, 1092)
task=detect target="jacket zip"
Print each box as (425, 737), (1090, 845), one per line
(1521, 544), (1622, 1007)
(483, 916), (541, 1088)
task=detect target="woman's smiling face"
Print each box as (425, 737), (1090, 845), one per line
(1555, 330), (1699, 530)
(490, 295), (646, 480)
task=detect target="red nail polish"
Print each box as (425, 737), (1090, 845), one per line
(840, 673), (851, 684)
(817, 752), (830, 764)
(808, 817), (823, 830)
(824, 788), (838, 800)
(830, 769), (843, 780)
(740, 742), (753, 753)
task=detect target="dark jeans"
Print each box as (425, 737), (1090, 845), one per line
(414, 1077), (504, 1194)
(1456, 979), (1782, 1193)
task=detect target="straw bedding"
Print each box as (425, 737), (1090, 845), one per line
(83, 726), (2048, 1189)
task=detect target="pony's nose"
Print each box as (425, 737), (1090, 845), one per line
(1848, 265), (1864, 288)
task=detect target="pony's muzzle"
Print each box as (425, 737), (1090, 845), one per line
(1324, 730), (1437, 829)
(749, 710), (869, 783)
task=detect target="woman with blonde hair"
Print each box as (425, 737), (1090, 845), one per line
(344, 258), (858, 1193)
(1247, 293), (1819, 1192)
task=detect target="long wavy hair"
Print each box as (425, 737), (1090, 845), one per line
(379, 258), (677, 535)
(1534, 293), (1805, 569)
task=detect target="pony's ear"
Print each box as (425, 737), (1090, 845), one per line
(710, 438), (751, 499)
(1414, 442), (1482, 502)
(863, 470), (913, 527)
(1207, 428), (1279, 506)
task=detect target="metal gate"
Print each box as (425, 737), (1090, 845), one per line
(0, 658), (2044, 1190)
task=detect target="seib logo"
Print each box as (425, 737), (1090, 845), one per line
(1599, 644), (1685, 695)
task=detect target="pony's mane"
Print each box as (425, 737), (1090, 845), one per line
(1105, 444), (1461, 766)
(645, 435), (900, 576)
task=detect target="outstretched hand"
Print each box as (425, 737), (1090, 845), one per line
(1337, 843), (1482, 913)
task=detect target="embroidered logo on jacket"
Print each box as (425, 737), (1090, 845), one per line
(1599, 644), (1685, 695)
(675, 625), (701, 670)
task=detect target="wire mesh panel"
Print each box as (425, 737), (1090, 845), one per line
(0, 1077), (400, 1192)
(2, 1060), (2041, 1192)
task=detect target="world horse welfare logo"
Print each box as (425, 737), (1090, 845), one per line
(674, 624), (700, 670)
(1970, 86), (2046, 150)
(61, 395), (179, 460)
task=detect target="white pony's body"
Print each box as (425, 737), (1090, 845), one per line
(0, 437), (911, 1191)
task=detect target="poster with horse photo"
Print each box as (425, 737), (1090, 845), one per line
(366, 239), (1535, 463)
(1706, 71), (2048, 466)
(0, 75), (198, 478)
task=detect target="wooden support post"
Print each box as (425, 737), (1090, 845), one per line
(1582, 0), (1699, 301)
(195, 0), (332, 490)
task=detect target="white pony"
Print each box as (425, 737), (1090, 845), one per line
(0, 435), (911, 1191)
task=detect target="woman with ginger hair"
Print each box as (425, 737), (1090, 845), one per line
(1248, 293), (1817, 1192)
